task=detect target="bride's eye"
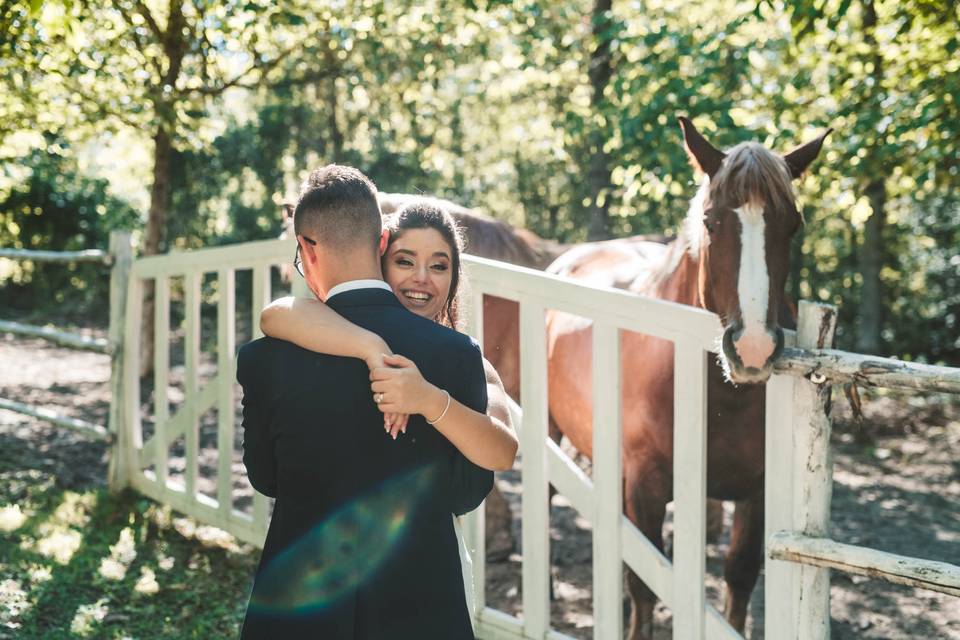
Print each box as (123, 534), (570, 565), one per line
(395, 257), (413, 267)
(431, 263), (449, 272)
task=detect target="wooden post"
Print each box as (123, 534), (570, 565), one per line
(764, 371), (798, 635)
(107, 231), (133, 493)
(184, 271), (201, 499)
(217, 269), (236, 516)
(250, 263), (271, 534)
(153, 276), (170, 489)
(519, 302), (550, 638)
(792, 301), (836, 639)
(463, 286), (487, 620)
(673, 342), (708, 639)
(592, 322), (622, 639)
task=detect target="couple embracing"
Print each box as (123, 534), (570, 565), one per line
(237, 164), (519, 639)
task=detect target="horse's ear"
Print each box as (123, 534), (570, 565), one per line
(679, 116), (725, 178)
(783, 128), (832, 179)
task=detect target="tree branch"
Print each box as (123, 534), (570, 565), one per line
(186, 39), (303, 96)
(132, 0), (163, 42)
(107, 0), (163, 78)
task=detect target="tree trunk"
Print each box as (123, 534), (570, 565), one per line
(857, 178), (885, 353)
(856, 0), (885, 354)
(139, 125), (173, 376)
(586, 0), (613, 240)
(325, 55), (343, 162)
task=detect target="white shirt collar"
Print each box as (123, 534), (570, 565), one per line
(325, 279), (393, 301)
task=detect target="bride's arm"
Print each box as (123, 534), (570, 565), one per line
(373, 355), (519, 471)
(259, 297), (389, 368)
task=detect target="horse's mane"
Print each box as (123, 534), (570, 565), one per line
(710, 142), (796, 216)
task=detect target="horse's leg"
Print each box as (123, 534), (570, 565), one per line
(485, 484), (514, 561)
(723, 494), (764, 633)
(623, 459), (669, 640)
(706, 498), (725, 543)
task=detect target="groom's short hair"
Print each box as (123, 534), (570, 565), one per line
(294, 165), (382, 250)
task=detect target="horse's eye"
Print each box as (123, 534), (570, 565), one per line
(703, 217), (716, 234)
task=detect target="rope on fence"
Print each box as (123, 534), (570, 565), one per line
(0, 397), (112, 443)
(0, 319), (112, 354)
(0, 248), (113, 265)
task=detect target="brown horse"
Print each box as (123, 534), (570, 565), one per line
(538, 118), (830, 639)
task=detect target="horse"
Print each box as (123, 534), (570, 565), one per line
(533, 117), (830, 639)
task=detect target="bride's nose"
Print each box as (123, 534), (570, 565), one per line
(412, 264), (429, 283)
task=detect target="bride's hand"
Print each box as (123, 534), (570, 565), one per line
(363, 346), (411, 438)
(371, 354), (444, 438)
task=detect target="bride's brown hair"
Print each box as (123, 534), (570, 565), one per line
(383, 202), (466, 330)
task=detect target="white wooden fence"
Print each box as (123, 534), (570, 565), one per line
(0, 231), (132, 447)
(102, 239), (960, 639)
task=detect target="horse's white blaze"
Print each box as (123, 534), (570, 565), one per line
(735, 202), (774, 368)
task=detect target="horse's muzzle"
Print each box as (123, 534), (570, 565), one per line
(721, 324), (784, 384)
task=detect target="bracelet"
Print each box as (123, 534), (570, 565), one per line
(426, 390), (451, 425)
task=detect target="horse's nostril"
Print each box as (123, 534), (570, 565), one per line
(732, 325), (778, 370)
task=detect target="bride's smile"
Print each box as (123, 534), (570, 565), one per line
(385, 227), (454, 322)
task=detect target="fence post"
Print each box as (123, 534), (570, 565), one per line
(791, 301), (837, 639)
(107, 230), (133, 493)
(764, 369), (797, 635)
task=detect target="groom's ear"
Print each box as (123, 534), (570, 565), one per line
(379, 229), (390, 256)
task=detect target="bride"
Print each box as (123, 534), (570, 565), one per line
(260, 201), (518, 622)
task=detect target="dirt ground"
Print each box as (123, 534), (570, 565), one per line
(1, 331), (958, 639)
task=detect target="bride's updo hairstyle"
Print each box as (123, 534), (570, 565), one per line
(384, 202), (466, 330)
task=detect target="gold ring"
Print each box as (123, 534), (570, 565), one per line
(374, 393), (383, 404)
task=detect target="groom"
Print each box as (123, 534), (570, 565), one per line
(237, 165), (492, 639)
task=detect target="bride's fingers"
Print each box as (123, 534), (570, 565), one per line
(370, 367), (401, 382)
(383, 353), (414, 368)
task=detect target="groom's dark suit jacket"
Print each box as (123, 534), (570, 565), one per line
(237, 287), (492, 640)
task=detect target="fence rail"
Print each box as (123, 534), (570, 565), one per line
(0, 247), (112, 264)
(0, 397), (111, 442)
(768, 532), (960, 598)
(1, 232), (130, 461)
(775, 347), (960, 393)
(0, 319), (111, 353)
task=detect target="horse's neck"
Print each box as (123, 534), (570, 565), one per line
(637, 239), (703, 308)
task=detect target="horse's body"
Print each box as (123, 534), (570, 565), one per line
(502, 119), (830, 639)
(544, 238), (770, 636)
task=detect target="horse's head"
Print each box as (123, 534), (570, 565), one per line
(678, 116), (830, 384)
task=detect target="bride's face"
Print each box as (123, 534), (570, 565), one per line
(383, 228), (454, 321)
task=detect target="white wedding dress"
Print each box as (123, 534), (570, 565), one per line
(453, 514), (476, 629)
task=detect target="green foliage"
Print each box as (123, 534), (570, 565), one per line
(0, 145), (140, 325)
(1, 0), (957, 361)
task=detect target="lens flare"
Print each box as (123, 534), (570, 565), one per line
(249, 464), (439, 615)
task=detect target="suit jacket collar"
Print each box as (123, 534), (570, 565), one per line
(325, 287), (404, 310)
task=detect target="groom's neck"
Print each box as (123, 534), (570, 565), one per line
(313, 253), (383, 300)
